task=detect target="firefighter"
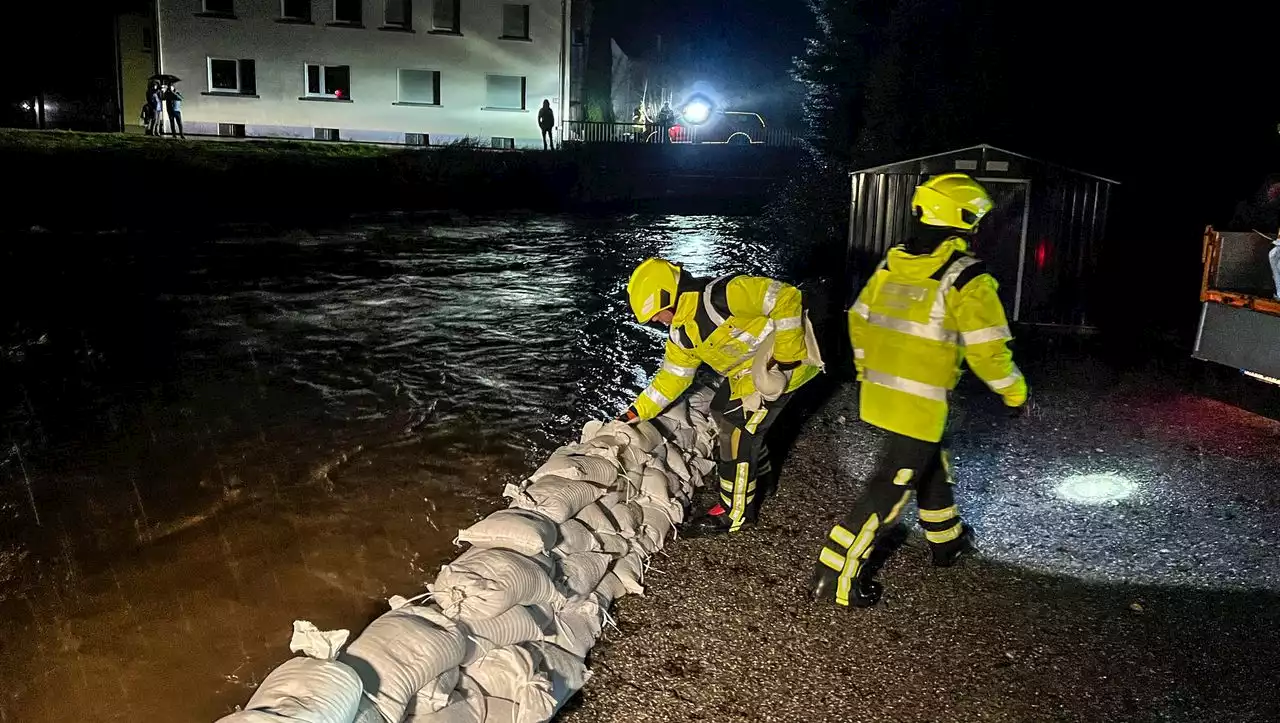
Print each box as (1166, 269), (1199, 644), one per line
(622, 259), (823, 534)
(809, 173), (1029, 607)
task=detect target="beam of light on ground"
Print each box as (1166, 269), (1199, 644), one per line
(1053, 472), (1137, 505)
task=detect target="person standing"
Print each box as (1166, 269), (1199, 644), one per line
(621, 259), (824, 534)
(163, 83), (185, 138)
(538, 99), (555, 150)
(1269, 231), (1280, 300)
(145, 81), (163, 136)
(809, 173), (1030, 608)
(656, 102), (676, 144)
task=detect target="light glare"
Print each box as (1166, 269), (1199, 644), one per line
(1055, 472), (1136, 505)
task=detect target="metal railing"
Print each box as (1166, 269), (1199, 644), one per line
(562, 120), (804, 148)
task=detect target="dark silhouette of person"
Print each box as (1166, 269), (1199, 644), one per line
(538, 99), (555, 150)
(163, 83), (185, 138)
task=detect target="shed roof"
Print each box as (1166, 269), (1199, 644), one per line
(850, 144), (1120, 185)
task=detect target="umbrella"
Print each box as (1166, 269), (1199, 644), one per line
(149, 74), (181, 84)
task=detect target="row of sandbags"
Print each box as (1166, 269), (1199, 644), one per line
(216, 387), (718, 723)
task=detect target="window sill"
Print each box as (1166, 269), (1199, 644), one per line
(275, 17), (314, 25)
(379, 25), (414, 33)
(428, 29), (463, 36)
(194, 12), (237, 20)
(481, 107), (528, 113)
(499, 36), (532, 42)
(298, 96), (354, 103)
(325, 21), (365, 29)
(393, 102), (441, 108)
(202, 91), (260, 98)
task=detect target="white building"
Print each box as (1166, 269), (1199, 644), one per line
(154, 0), (573, 147)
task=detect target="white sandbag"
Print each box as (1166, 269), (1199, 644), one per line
(593, 571), (631, 606)
(580, 434), (627, 461)
(341, 606), (468, 723)
(571, 502), (629, 556)
(664, 446), (693, 482)
(523, 642), (590, 714)
(351, 698), (386, 723)
(529, 452), (618, 486)
(687, 387), (715, 415)
(234, 657), (364, 723)
(658, 404), (693, 431)
(590, 420), (660, 453)
(504, 476), (603, 524)
(555, 551), (611, 600)
(552, 518), (601, 555)
(640, 467), (673, 505)
(552, 594), (609, 657)
(430, 549), (564, 621)
(632, 420), (667, 450)
(412, 667), (461, 716)
(691, 457), (716, 478)
(611, 552), (646, 597)
(616, 467), (644, 500)
(405, 674), (487, 723)
(484, 698), (519, 723)
(636, 502), (680, 549)
(602, 499), (640, 535)
(459, 604), (554, 666)
(463, 645), (556, 723)
(456, 509), (559, 557)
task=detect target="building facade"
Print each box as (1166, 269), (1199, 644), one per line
(155, 0), (571, 147)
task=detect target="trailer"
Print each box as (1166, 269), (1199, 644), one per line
(1193, 226), (1280, 384)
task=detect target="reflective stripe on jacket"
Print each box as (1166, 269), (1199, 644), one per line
(849, 237), (1027, 442)
(631, 274), (820, 420)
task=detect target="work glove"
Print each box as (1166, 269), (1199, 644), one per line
(616, 408), (640, 425)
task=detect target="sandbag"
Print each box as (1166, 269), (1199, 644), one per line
(589, 420), (660, 453)
(571, 502), (629, 556)
(691, 456), (716, 478)
(430, 549), (563, 621)
(658, 404), (693, 431)
(611, 552), (646, 597)
(552, 518), (601, 555)
(463, 645), (556, 723)
(552, 594), (609, 657)
(636, 502), (679, 548)
(231, 657), (364, 723)
(411, 667), (461, 717)
(632, 420), (667, 450)
(456, 509), (559, 557)
(640, 467), (672, 505)
(340, 606), (468, 723)
(523, 642), (590, 714)
(594, 571), (631, 606)
(459, 604), (554, 666)
(555, 551), (611, 600)
(504, 476), (602, 524)
(405, 674), (487, 723)
(687, 387), (715, 416)
(602, 499), (640, 536)
(528, 452), (618, 486)
(664, 446), (693, 483)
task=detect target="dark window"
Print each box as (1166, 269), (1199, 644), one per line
(571, 28), (584, 46)
(398, 69), (440, 105)
(307, 65), (321, 94)
(315, 127), (340, 141)
(491, 137), (515, 150)
(240, 59), (256, 94)
(210, 59), (239, 90)
(385, 0), (411, 27)
(334, 0), (361, 23)
(218, 123), (246, 137)
(203, 0), (234, 15)
(142, 27), (154, 52)
(281, 0), (311, 20)
(501, 4), (529, 39)
(485, 75), (525, 110)
(432, 0), (459, 32)
(405, 132), (429, 146)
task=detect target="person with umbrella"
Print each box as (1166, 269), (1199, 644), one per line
(151, 74), (184, 138)
(145, 80), (163, 136)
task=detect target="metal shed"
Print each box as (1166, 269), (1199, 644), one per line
(847, 144), (1118, 328)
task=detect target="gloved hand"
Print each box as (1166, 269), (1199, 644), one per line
(616, 408), (640, 425)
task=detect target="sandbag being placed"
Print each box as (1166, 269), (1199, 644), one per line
(554, 551), (611, 601)
(551, 518), (601, 555)
(528, 452), (618, 486)
(585, 420), (660, 453)
(504, 476), (603, 524)
(430, 548), (564, 621)
(340, 606), (468, 723)
(456, 509), (559, 557)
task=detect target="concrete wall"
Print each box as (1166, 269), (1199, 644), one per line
(118, 13), (157, 133)
(157, 0), (567, 146)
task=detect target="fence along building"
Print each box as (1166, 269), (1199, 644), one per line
(154, 0), (572, 147)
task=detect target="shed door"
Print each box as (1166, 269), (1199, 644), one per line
(970, 179), (1030, 321)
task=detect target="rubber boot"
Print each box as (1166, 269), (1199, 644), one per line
(808, 561), (883, 608)
(930, 524), (975, 568)
(683, 502), (756, 537)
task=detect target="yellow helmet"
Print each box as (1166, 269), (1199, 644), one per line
(627, 258), (681, 323)
(911, 173), (995, 231)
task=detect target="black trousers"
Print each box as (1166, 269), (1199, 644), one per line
(710, 381), (793, 531)
(816, 430), (963, 605)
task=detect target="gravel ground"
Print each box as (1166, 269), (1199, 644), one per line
(559, 348), (1280, 723)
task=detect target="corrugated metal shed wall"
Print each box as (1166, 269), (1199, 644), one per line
(847, 145), (1115, 327)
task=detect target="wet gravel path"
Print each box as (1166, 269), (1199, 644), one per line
(560, 352), (1280, 723)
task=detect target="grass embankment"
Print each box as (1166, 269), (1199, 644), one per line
(2, 130), (577, 231)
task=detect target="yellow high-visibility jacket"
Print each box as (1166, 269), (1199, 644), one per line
(849, 237), (1027, 442)
(629, 274), (821, 420)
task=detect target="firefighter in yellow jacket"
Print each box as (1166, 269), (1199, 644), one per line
(810, 173), (1029, 607)
(622, 260), (823, 534)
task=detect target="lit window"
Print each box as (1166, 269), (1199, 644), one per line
(485, 74), (525, 110)
(398, 69), (441, 105)
(333, 0), (362, 24)
(280, 0), (311, 21)
(305, 64), (352, 99)
(203, 0), (234, 15)
(208, 58), (257, 95)
(384, 0), (411, 28)
(432, 0), (459, 32)
(501, 4), (529, 39)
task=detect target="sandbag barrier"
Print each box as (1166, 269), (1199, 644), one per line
(216, 386), (719, 723)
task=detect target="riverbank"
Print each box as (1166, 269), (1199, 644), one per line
(561, 348), (1280, 722)
(2, 130), (801, 231)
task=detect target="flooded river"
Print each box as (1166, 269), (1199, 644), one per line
(0, 214), (796, 721)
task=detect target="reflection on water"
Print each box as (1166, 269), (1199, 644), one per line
(0, 213), (789, 721)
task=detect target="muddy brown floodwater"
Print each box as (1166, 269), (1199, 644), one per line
(0, 214), (791, 722)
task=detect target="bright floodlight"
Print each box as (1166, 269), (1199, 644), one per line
(1054, 473), (1136, 505)
(682, 98), (712, 125)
